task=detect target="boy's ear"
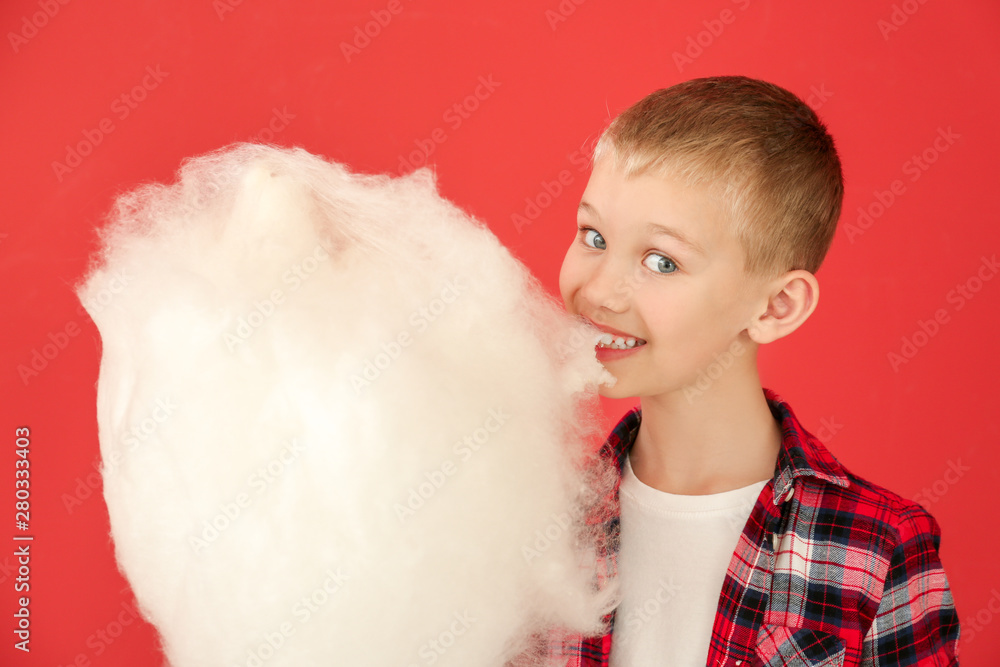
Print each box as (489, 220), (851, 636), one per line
(746, 269), (819, 344)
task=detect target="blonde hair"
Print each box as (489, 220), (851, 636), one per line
(592, 76), (843, 276)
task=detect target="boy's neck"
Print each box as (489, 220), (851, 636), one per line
(631, 371), (781, 496)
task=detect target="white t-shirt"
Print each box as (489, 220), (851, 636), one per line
(608, 454), (767, 667)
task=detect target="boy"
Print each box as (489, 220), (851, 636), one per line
(556, 77), (959, 666)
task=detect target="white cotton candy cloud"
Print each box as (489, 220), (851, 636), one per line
(77, 143), (619, 667)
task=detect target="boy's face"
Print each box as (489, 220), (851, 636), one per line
(559, 158), (768, 400)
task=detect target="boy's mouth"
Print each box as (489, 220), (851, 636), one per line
(581, 316), (648, 351)
(596, 333), (647, 350)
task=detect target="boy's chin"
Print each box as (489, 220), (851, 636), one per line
(596, 379), (698, 404)
(596, 380), (635, 401)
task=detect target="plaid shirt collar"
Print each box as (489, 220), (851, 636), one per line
(766, 388), (849, 500)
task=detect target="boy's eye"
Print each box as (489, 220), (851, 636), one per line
(581, 228), (606, 250)
(643, 253), (678, 274)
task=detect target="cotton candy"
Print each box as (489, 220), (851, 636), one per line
(77, 143), (618, 667)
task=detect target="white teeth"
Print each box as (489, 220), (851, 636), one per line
(596, 334), (645, 350)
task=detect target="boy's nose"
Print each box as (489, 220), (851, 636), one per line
(580, 261), (629, 314)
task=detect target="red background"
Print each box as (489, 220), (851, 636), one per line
(2, 0), (998, 664)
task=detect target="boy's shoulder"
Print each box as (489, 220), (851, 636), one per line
(797, 454), (943, 551)
(757, 391), (958, 666)
(766, 388), (943, 553)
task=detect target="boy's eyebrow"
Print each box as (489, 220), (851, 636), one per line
(578, 202), (706, 255)
(644, 222), (706, 256)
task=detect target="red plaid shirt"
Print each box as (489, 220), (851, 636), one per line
(558, 388), (959, 666)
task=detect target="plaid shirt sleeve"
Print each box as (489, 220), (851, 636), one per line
(861, 502), (959, 666)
